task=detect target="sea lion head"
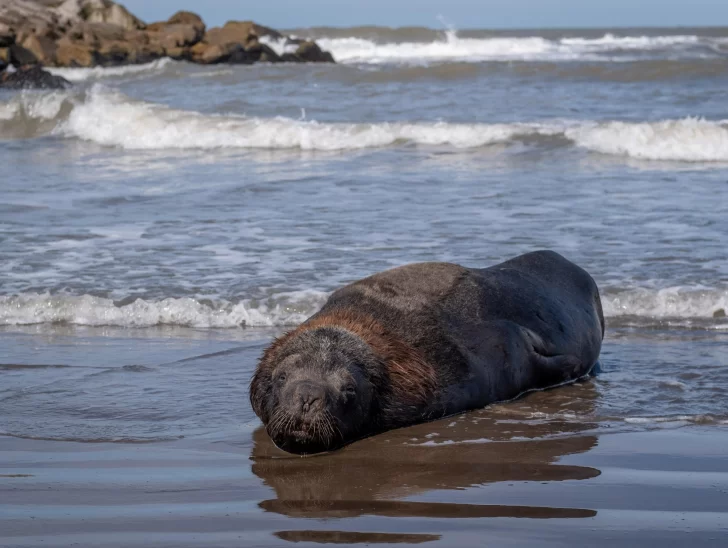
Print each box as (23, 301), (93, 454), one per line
(250, 326), (380, 454)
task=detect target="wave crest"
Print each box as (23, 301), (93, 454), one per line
(314, 31), (727, 64)
(1, 287), (726, 328)
(2, 88), (728, 161)
(602, 287), (728, 320)
(0, 291), (328, 328)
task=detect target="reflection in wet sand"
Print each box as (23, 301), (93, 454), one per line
(265, 500), (597, 519)
(275, 530), (441, 544)
(252, 380), (601, 520)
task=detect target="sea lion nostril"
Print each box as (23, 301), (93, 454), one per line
(295, 382), (324, 414)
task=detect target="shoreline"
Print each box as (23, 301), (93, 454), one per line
(2, 427), (727, 547)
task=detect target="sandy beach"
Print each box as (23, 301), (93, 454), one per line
(2, 326), (727, 547)
(3, 3), (728, 546)
(3, 421), (727, 546)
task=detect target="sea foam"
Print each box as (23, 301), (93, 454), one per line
(2, 88), (728, 162)
(0, 291), (328, 328)
(1, 287), (726, 328)
(601, 287), (728, 319)
(46, 58), (173, 82)
(315, 32), (725, 64)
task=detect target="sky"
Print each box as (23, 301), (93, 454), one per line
(121, 0), (728, 29)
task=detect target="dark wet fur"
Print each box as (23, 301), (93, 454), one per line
(250, 250), (605, 454)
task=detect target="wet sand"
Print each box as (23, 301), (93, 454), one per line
(2, 413), (727, 546)
(2, 326), (727, 547)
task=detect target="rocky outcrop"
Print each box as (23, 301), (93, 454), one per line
(0, 65), (71, 89)
(145, 11), (205, 60)
(188, 20), (284, 64)
(283, 41), (336, 63)
(0, 1), (335, 71)
(0, 22), (16, 47)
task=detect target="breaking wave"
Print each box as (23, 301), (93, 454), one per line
(601, 287), (728, 320)
(2, 87), (728, 161)
(46, 58), (173, 82)
(312, 31), (728, 64)
(1, 287), (726, 328)
(0, 291), (329, 328)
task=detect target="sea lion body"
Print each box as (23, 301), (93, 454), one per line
(250, 250), (604, 454)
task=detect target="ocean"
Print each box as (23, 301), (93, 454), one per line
(1, 27), (727, 547)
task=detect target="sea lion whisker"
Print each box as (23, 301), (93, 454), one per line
(317, 413), (331, 445)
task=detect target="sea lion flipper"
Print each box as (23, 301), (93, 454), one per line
(531, 352), (583, 383)
(520, 326), (583, 383)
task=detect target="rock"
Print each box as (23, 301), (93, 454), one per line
(204, 25), (255, 49)
(189, 42), (254, 65)
(203, 20), (283, 50)
(714, 308), (726, 318)
(20, 33), (57, 65)
(146, 10), (205, 55)
(0, 2), (61, 41)
(0, 2), (335, 69)
(54, 37), (95, 66)
(227, 45), (256, 64)
(0, 65), (71, 89)
(0, 46), (10, 67)
(294, 41), (335, 63)
(245, 42), (281, 63)
(189, 42), (231, 64)
(56, 22), (162, 66)
(69, 21), (129, 46)
(124, 41), (165, 64)
(0, 22), (16, 47)
(149, 23), (203, 50)
(166, 11), (205, 34)
(9, 43), (39, 66)
(79, 1), (145, 31)
(164, 46), (188, 60)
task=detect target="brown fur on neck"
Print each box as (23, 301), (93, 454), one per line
(254, 309), (438, 413)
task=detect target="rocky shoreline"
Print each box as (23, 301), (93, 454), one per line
(0, 0), (335, 89)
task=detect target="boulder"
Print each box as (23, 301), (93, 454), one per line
(166, 11), (205, 34)
(189, 42), (254, 65)
(79, 1), (145, 31)
(146, 10), (205, 55)
(20, 33), (57, 64)
(204, 26), (255, 49)
(68, 21), (130, 47)
(294, 41), (335, 63)
(123, 41), (165, 64)
(0, 65), (71, 89)
(189, 42), (228, 64)
(164, 46), (188, 60)
(0, 22), (15, 47)
(9, 43), (39, 66)
(54, 37), (95, 66)
(245, 41), (281, 63)
(149, 23), (203, 50)
(0, 2), (335, 69)
(56, 22), (163, 66)
(203, 20), (283, 49)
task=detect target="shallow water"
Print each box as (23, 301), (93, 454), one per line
(1, 25), (728, 547)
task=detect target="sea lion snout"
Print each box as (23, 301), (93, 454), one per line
(291, 381), (326, 417)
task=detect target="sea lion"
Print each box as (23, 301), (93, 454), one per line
(249, 250), (604, 454)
